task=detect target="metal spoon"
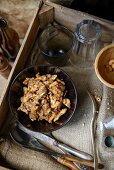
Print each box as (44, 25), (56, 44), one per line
(10, 124), (94, 170)
(16, 121), (93, 161)
(10, 124), (79, 170)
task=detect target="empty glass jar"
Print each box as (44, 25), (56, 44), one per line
(38, 24), (75, 67)
(70, 20), (101, 68)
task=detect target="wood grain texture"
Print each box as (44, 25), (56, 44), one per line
(0, 1), (43, 133)
(39, 4), (54, 28)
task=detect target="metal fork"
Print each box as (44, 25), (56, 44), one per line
(87, 91), (100, 170)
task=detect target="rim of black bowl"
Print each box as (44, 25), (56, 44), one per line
(9, 65), (77, 133)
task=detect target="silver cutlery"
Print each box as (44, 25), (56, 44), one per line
(10, 124), (103, 170)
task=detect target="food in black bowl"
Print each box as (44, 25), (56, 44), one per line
(9, 65), (77, 133)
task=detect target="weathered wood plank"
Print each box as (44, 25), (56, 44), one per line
(39, 4), (54, 28)
(0, 1), (43, 132)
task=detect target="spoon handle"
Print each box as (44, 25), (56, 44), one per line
(56, 142), (93, 161)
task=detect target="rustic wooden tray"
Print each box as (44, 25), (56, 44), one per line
(0, 1), (114, 169)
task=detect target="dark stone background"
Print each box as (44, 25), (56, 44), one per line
(70, 0), (114, 22)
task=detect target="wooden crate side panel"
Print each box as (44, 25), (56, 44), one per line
(39, 5), (54, 28)
(0, 4), (41, 131)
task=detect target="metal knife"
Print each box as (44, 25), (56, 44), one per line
(17, 122), (93, 161)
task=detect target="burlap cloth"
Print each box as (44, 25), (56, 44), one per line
(0, 5), (114, 170)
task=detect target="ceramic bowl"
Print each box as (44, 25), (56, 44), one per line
(9, 65), (77, 133)
(95, 44), (114, 88)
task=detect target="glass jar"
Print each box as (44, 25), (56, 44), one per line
(38, 25), (75, 67)
(70, 19), (101, 68)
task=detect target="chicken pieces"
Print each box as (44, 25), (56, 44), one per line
(18, 73), (71, 123)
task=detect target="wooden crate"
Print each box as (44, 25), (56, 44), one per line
(0, 0), (114, 169)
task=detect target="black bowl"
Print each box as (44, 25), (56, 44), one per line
(9, 65), (77, 133)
